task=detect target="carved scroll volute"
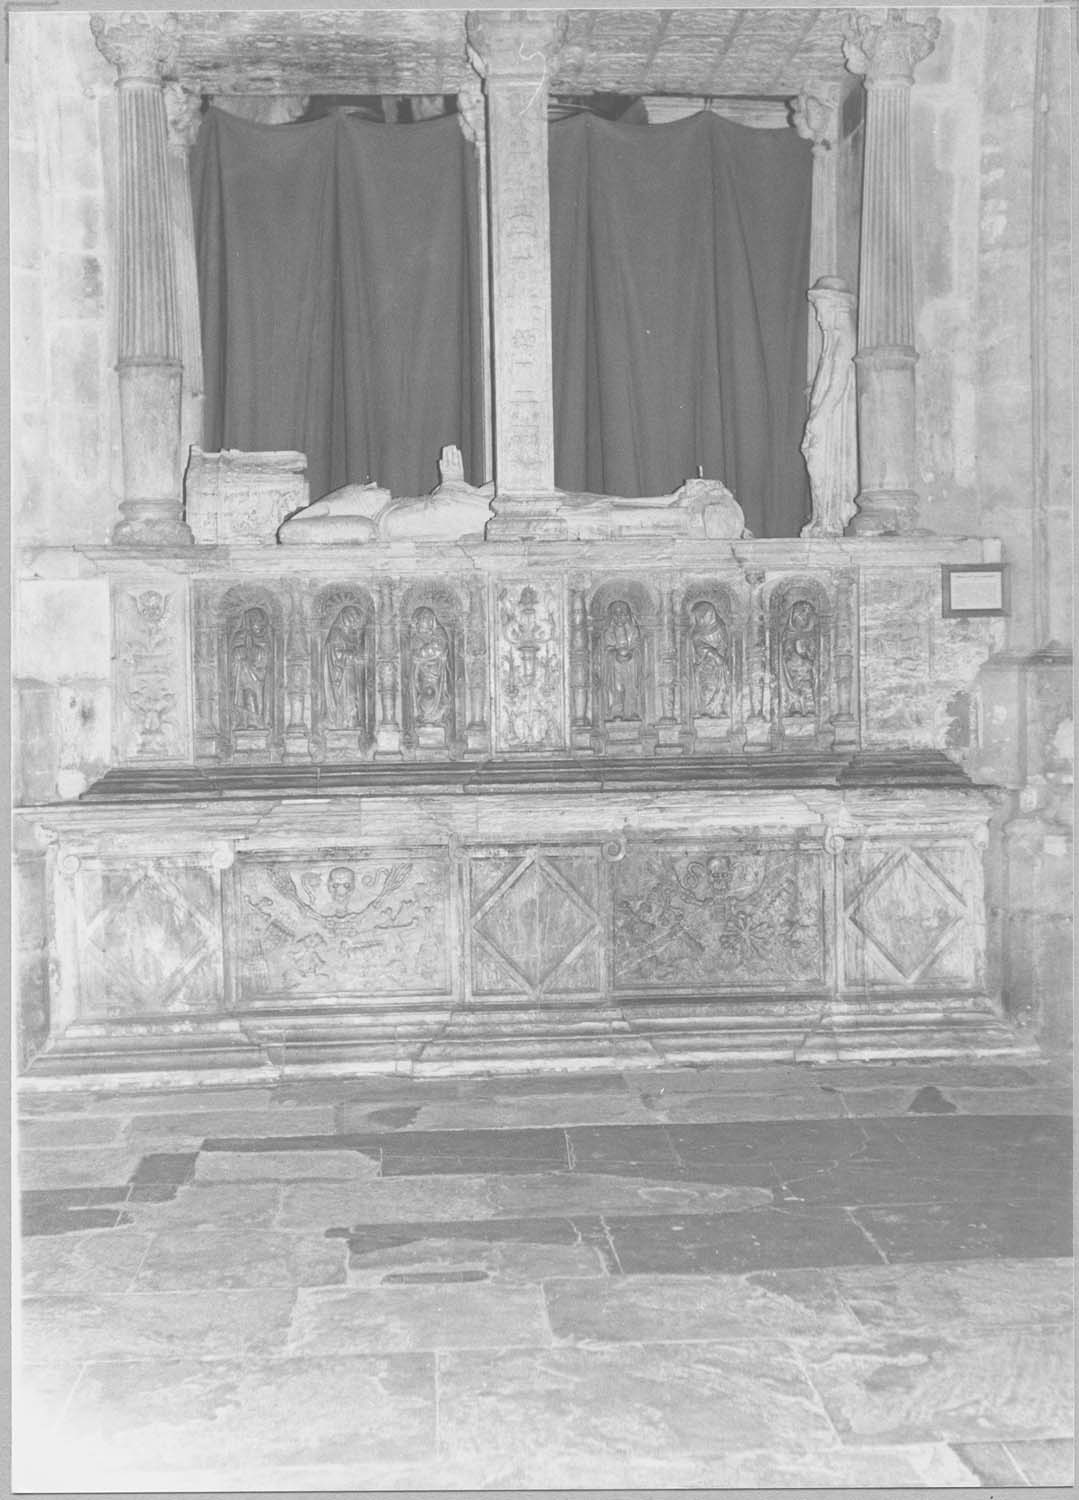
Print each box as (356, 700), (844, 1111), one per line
(284, 587), (310, 758)
(743, 571), (771, 748)
(465, 579), (490, 754)
(831, 572), (859, 747)
(801, 279), (858, 537)
(569, 583), (591, 751)
(374, 580), (402, 760)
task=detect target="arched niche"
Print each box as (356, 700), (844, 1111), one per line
(214, 584), (286, 762)
(588, 579), (660, 753)
(310, 586), (377, 758)
(398, 579), (467, 756)
(767, 576), (834, 747)
(679, 581), (745, 750)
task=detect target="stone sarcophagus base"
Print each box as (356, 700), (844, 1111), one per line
(22, 753), (1030, 1085)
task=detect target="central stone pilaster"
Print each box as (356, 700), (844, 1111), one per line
(466, 10), (565, 537)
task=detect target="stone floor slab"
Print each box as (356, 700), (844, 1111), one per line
(131, 1229), (347, 1290)
(851, 1197), (1073, 1263)
(20, 1288), (297, 1363)
(649, 1090), (848, 1123)
(275, 1174), (498, 1229)
(435, 1340), (839, 1468)
(380, 1126), (570, 1175)
(18, 1147), (144, 1190)
(371, 1093), (659, 1132)
(950, 1440), (1030, 1485)
(340, 1218), (610, 1284)
(29, 1353), (437, 1478)
(127, 1106), (338, 1141)
(545, 1268), (865, 1344)
(128, 1181), (282, 1230)
(196, 1148), (380, 1182)
(288, 1282), (553, 1352)
(1004, 1437), (1075, 1485)
(17, 1230), (154, 1295)
(799, 1325), (1074, 1444)
(603, 1205), (884, 1274)
(18, 1116), (129, 1148)
(829, 1257), (1074, 1333)
(489, 1169), (773, 1219)
(13, 1363), (86, 1443)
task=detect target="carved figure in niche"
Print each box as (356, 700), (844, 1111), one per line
(321, 606), (366, 730)
(410, 607), (452, 726)
(229, 607), (271, 729)
(780, 600), (819, 717)
(688, 601), (731, 718)
(602, 600), (643, 722)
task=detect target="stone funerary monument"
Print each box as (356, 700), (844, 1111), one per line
(11, 7), (1073, 1083)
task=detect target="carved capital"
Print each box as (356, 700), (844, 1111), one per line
(465, 10), (567, 81)
(164, 82), (203, 149)
(791, 87), (837, 150)
(844, 9), (940, 86)
(91, 12), (179, 84)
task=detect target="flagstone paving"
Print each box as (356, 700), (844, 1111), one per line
(14, 1059), (1073, 1490)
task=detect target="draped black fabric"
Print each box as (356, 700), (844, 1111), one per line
(549, 112), (813, 536)
(192, 107), (484, 501)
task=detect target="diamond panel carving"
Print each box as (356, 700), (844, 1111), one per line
(469, 853), (602, 997)
(80, 862), (220, 1017)
(845, 846), (970, 985)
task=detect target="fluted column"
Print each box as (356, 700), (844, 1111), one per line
(164, 84), (204, 469)
(844, 8), (940, 536)
(466, 11), (565, 538)
(91, 13), (191, 545)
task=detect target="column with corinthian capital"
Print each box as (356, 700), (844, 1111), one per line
(91, 12), (191, 545)
(465, 10), (566, 538)
(844, 8), (940, 535)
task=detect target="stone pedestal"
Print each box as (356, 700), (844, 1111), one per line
(844, 9), (940, 536)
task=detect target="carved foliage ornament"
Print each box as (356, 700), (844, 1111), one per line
(843, 9), (941, 84)
(164, 83), (203, 149)
(90, 13), (180, 82)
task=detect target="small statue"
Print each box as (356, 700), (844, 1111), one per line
(410, 607), (452, 727)
(688, 600), (731, 718)
(229, 607), (271, 729)
(780, 599), (819, 717)
(602, 600), (643, 723)
(321, 605), (367, 730)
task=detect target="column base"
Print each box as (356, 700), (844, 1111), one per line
(114, 501), (193, 547)
(484, 493), (568, 541)
(848, 489), (918, 536)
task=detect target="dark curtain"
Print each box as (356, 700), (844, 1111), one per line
(549, 112), (813, 536)
(192, 107), (484, 501)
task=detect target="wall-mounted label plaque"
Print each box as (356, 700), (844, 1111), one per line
(941, 564), (1006, 617)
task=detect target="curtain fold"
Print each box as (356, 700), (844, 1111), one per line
(191, 107), (483, 501)
(549, 112), (813, 536)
